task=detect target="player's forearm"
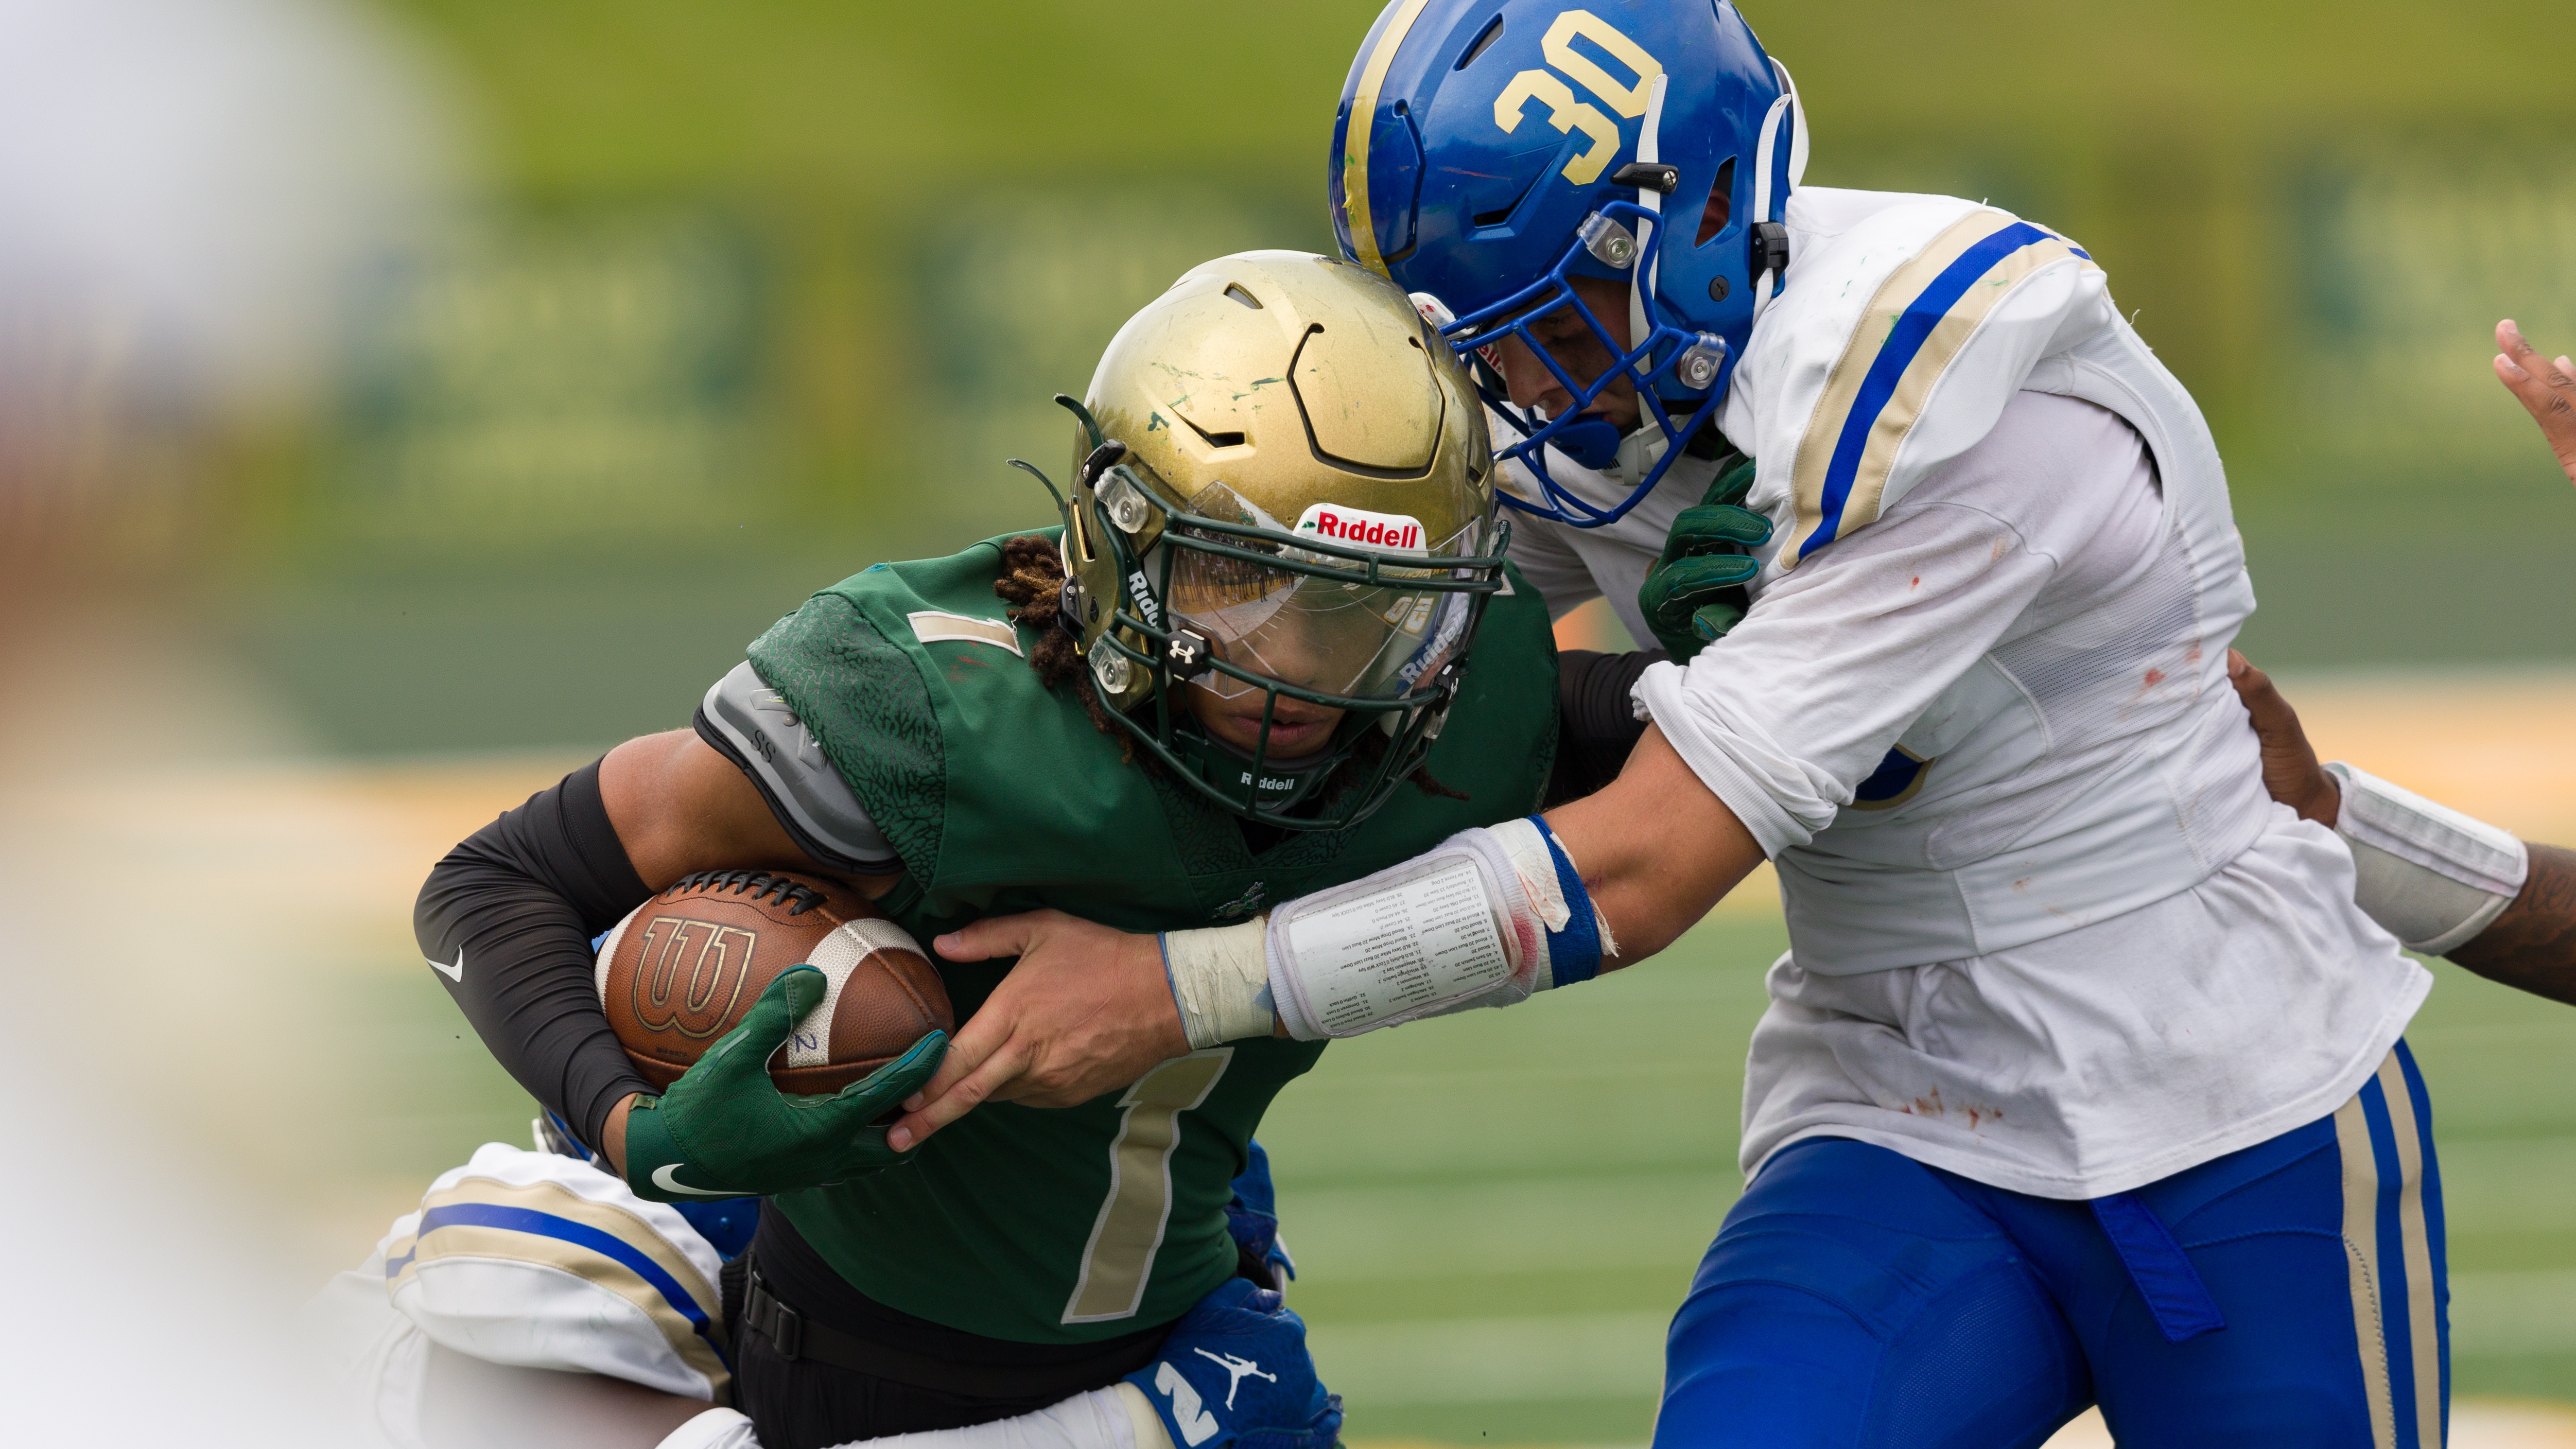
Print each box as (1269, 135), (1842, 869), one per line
(1164, 727), (1759, 1047)
(1542, 723), (1765, 962)
(413, 757), (659, 1148)
(2447, 844), (2576, 1005)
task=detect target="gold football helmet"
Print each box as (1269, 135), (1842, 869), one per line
(1048, 250), (1508, 828)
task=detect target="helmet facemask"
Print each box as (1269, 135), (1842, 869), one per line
(1056, 425), (1511, 832)
(1429, 197), (1732, 528)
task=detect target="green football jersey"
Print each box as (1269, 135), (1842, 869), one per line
(745, 528), (1558, 1343)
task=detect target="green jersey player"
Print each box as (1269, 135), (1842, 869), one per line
(415, 251), (1569, 1448)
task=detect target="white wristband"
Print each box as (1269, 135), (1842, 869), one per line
(1160, 918), (1277, 1050)
(2327, 761), (2528, 955)
(659, 1408), (756, 1449)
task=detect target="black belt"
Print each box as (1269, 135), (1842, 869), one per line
(743, 1268), (1160, 1402)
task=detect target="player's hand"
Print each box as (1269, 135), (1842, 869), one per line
(621, 966), (947, 1201)
(2226, 649), (2340, 829)
(2495, 320), (2576, 487)
(886, 910), (1188, 1150)
(1638, 455), (1769, 662)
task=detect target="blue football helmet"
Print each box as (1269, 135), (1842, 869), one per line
(1329, 0), (1806, 527)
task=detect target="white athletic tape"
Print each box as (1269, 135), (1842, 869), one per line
(1490, 817), (1573, 936)
(1163, 919), (1276, 1051)
(658, 1408), (757, 1449)
(2328, 762), (2528, 955)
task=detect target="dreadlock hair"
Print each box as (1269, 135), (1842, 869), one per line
(990, 532), (1467, 804)
(993, 534), (1132, 761)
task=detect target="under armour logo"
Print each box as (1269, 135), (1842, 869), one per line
(1214, 882), (1269, 922)
(1193, 1348), (1278, 1409)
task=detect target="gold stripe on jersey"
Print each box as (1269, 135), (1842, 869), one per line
(1779, 210), (2098, 570)
(908, 609), (1025, 656)
(1064, 1049), (1234, 1323)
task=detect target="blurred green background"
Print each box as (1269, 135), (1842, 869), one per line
(214, 0), (2576, 755)
(144, 0), (2576, 1439)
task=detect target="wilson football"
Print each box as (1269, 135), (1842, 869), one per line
(595, 868), (952, 1094)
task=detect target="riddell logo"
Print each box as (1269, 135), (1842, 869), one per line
(1295, 503), (1425, 552)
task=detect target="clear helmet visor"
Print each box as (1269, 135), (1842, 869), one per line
(1157, 482), (1480, 704)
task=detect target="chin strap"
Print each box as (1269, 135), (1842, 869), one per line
(1749, 60), (1805, 319)
(1628, 73), (1668, 359)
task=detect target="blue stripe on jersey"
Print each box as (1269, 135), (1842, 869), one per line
(1807, 221), (2053, 554)
(413, 1201), (717, 1338)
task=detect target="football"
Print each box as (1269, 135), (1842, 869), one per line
(595, 868), (953, 1094)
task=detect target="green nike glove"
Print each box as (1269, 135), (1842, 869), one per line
(622, 965), (948, 1202)
(1637, 454), (1771, 664)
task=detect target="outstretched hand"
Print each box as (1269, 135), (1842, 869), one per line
(885, 909), (1190, 1151)
(2495, 320), (2576, 487)
(2226, 649), (2339, 829)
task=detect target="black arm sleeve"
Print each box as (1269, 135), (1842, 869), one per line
(1544, 648), (1669, 808)
(413, 759), (657, 1148)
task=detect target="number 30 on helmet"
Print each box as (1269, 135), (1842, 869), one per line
(1046, 251), (1511, 831)
(1330, 0), (1805, 528)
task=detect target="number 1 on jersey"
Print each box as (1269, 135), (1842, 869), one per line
(1063, 1049), (1234, 1323)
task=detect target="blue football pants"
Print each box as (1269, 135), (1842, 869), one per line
(1657, 1044), (2447, 1447)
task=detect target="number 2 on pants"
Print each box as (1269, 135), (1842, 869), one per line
(1062, 1049), (1234, 1323)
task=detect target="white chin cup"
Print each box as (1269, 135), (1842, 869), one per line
(1597, 418), (1669, 484)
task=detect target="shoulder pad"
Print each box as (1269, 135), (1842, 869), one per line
(386, 1143), (729, 1400)
(1726, 191), (2111, 570)
(696, 660), (901, 874)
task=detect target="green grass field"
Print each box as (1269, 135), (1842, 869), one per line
(351, 903), (2576, 1443)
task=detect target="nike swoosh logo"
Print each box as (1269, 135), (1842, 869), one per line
(652, 1164), (732, 1197)
(428, 948), (464, 983)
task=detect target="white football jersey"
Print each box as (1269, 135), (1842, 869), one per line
(1605, 187), (2427, 1197)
